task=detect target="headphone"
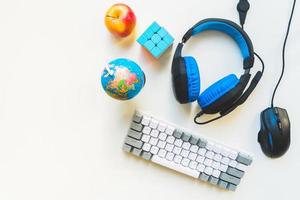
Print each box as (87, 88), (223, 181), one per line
(171, 18), (263, 124)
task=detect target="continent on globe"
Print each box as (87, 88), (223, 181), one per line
(101, 58), (145, 100)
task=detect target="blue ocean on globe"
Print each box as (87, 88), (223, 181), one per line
(101, 58), (145, 100)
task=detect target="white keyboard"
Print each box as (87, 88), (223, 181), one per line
(122, 111), (253, 191)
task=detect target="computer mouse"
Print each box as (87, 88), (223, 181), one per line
(258, 107), (290, 158)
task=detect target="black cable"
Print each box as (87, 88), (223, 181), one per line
(254, 52), (265, 75)
(194, 111), (225, 125)
(271, 0), (297, 107)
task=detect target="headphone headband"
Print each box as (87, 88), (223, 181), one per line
(177, 18), (255, 69)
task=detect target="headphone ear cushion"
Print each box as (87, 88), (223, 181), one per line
(198, 74), (239, 109)
(184, 56), (200, 102)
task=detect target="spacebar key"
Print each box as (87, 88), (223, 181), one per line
(151, 155), (199, 178)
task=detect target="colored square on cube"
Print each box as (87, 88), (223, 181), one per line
(137, 22), (174, 58)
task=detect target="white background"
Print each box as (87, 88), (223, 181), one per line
(0, 0), (299, 199)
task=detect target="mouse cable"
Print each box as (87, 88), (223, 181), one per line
(271, 0), (297, 107)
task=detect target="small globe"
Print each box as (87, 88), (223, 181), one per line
(101, 58), (145, 100)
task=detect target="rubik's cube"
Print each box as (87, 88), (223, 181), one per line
(137, 22), (174, 58)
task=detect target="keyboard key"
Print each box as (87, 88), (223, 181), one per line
(165, 143), (174, 152)
(150, 129), (159, 137)
(141, 135), (151, 143)
(196, 155), (205, 163)
(189, 136), (198, 145)
(132, 148), (142, 156)
(190, 145), (199, 153)
(189, 161), (198, 169)
(158, 132), (167, 141)
(182, 142), (191, 150)
(130, 122), (143, 132)
(204, 167), (213, 175)
(180, 149), (189, 158)
(236, 153), (252, 166)
(212, 169), (221, 178)
(199, 173), (209, 181)
(141, 116), (151, 126)
(166, 152), (175, 161)
(142, 151), (152, 160)
(133, 111), (143, 123)
(219, 164), (228, 172)
(228, 184), (237, 191)
(181, 158), (190, 167)
(143, 143), (151, 152)
(188, 152), (197, 161)
(166, 126), (175, 135)
(128, 129), (143, 140)
(142, 127), (151, 135)
(213, 144), (222, 154)
(204, 158), (213, 167)
(166, 135), (175, 144)
(122, 143), (132, 153)
(174, 139), (183, 147)
(173, 129), (182, 138)
(213, 154), (222, 162)
(209, 176), (219, 185)
(174, 155), (182, 164)
(173, 146), (182, 155)
(150, 119), (159, 129)
(220, 173), (241, 185)
(149, 137), (158, 146)
(152, 155), (199, 178)
(197, 138), (207, 148)
(229, 160), (238, 168)
(125, 136), (143, 149)
(181, 133), (191, 142)
(158, 149), (167, 158)
(157, 140), (166, 149)
(229, 150), (238, 160)
(221, 157), (230, 165)
(227, 167), (244, 178)
(198, 148), (207, 156)
(212, 161), (220, 169)
(206, 141), (214, 151)
(197, 164), (205, 172)
(221, 147), (230, 157)
(150, 146), (159, 154)
(218, 180), (228, 189)
(236, 163), (247, 172)
(205, 151), (215, 159)
(158, 123), (167, 132)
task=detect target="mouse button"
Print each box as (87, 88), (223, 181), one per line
(278, 110), (290, 130)
(264, 111), (278, 130)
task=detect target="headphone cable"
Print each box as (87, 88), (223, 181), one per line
(271, 0), (297, 107)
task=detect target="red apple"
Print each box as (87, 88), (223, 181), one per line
(104, 3), (136, 37)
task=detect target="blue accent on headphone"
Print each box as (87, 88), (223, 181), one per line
(198, 74), (240, 108)
(184, 57), (201, 102)
(192, 21), (250, 59)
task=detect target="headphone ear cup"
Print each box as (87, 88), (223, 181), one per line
(171, 57), (189, 104)
(183, 56), (201, 102)
(198, 74), (240, 114)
